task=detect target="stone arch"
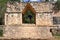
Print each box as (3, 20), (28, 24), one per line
(22, 3), (36, 14)
(22, 3), (36, 24)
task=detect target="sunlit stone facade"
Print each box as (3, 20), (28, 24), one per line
(5, 2), (53, 26)
(4, 2), (58, 39)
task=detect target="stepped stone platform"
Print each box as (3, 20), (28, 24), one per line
(3, 25), (53, 39)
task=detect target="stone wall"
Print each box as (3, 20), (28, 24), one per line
(5, 12), (53, 26)
(3, 26), (53, 39)
(53, 11), (60, 17)
(6, 2), (52, 12)
(5, 2), (53, 26)
(3, 2), (54, 39)
(5, 13), (22, 25)
(36, 13), (53, 26)
(30, 3), (52, 12)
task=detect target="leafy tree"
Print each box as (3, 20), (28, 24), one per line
(9, 0), (20, 2)
(0, 0), (22, 25)
(53, 0), (60, 13)
(0, 0), (8, 25)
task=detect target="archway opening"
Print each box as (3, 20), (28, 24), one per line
(22, 3), (36, 24)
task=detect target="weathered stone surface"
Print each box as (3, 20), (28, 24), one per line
(4, 2), (54, 39)
(6, 2), (52, 12)
(36, 13), (53, 26)
(5, 13), (22, 25)
(30, 3), (52, 12)
(3, 26), (52, 39)
(53, 11), (60, 17)
(5, 13), (53, 26)
(5, 2), (53, 26)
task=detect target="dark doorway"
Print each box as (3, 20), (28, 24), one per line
(22, 3), (36, 24)
(22, 10), (35, 24)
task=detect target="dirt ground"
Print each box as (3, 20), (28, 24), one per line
(0, 38), (53, 40)
(0, 36), (60, 40)
(0, 39), (54, 40)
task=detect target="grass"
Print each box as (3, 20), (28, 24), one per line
(52, 32), (60, 36)
(54, 36), (60, 40)
(0, 26), (3, 37)
(0, 30), (3, 37)
(52, 33), (60, 40)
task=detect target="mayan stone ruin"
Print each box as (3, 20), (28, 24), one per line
(0, 0), (60, 40)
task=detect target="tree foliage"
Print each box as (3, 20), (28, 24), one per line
(23, 10), (35, 24)
(9, 0), (20, 2)
(53, 0), (60, 13)
(0, 0), (21, 25)
(0, 0), (8, 25)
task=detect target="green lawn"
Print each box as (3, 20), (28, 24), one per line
(54, 36), (60, 40)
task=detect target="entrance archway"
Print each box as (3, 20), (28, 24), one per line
(22, 3), (36, 24)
